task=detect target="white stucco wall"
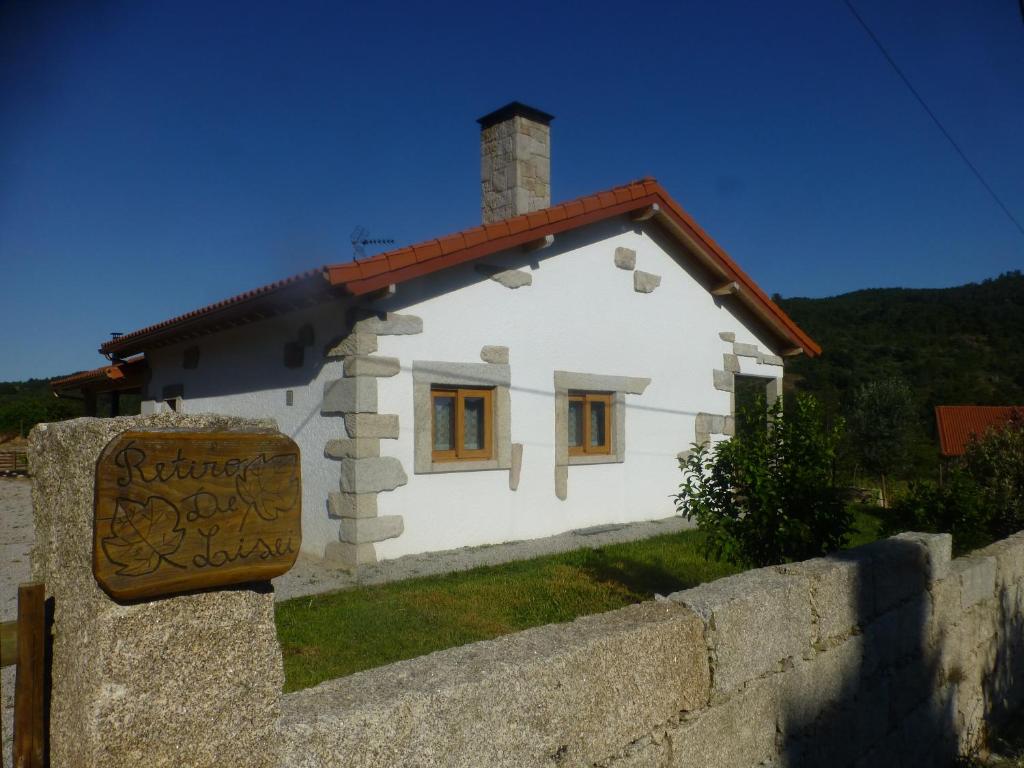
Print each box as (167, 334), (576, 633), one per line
(371, 218), (783, 559)
(144, 301), (349, 556)
(143, 215), (786, 560)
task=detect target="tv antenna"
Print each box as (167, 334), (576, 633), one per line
(350, 226), (395, 260)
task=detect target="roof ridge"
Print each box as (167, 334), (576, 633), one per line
(100, 176), (821, 360)
(326, 177), (659, 272)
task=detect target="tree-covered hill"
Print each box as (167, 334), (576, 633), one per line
(778, 270), (1024, 475)
(0, 378), (84, 438)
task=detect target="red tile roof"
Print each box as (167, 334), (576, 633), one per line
(51, 356), (148, 394)
(935, 406), (1024, 457)
(101, 178), (820, 358)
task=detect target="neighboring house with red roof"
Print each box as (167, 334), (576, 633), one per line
(67, 103), (820, 568)
(935, 405), (1024, 457)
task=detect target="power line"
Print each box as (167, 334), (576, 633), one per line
(842, 0), (1024, 239)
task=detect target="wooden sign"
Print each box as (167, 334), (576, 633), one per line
(94, 431), (302, 600)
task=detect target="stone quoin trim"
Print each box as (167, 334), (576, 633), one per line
(614, 246), (636, 270)
(633, 270), (661, 294)
(412, 360), (513, 475)
(681, 333), (784, 460)
(479, 345), (509, 364)
(475, 263), (533, 289)
(553, 370), (651, 500)
(322, 308), (421, 570)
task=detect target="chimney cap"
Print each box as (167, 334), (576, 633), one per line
(477, 101), (555, 129)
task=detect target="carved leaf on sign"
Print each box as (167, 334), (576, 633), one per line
(102, 496), (186, 576)
(236, 454), (300, 529)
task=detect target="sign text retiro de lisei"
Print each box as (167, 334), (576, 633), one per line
(93, 431), (302, 600)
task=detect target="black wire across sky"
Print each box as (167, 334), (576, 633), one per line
(842, 0), (1024, 241)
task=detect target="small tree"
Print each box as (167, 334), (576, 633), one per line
(960, 410), (1024, 538)
(674, 393), (851, 567)
(846, 378), (914, 507)
(888, 411), (1024, 553)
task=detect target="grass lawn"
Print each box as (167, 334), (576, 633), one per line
(276, 508), (885, 692)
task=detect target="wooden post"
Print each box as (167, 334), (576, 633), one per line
(0, 615), (17, 768)
(13, 582), (46, 768)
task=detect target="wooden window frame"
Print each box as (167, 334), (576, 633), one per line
(431, 387), (494, 462)
(568, 391), (612, 457)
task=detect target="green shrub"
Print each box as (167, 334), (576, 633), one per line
(888, 475), (990, 555)
(674, 393), (852, 567)
(889, 411), (1024, 553)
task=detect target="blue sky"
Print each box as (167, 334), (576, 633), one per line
(1, 0), (1022, 380)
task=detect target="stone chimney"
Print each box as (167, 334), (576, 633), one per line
(477, 102), (554, 224)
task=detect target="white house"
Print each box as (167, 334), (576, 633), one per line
(83, 102), (820, 569)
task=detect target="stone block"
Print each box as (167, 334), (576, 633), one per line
(476, 263), (533, 288)
(709, 414), (725, 434)
(723, 416), (735, 437)
(695, 412), (712, 435)
(279, 601), (709, 768)
(733, 342), (760, 358)
(899, 594), (934, 659)
(509, 443), (523, 491)
(555, 464), (567, 500)
(343, 355), (401, 378)
(324, 540), (376, 569)
(604, 736), (669, 767)
(974, 533), (1024, 590)
(614, 246), (636, 270)
(344, 413), (399, 439)
(929, 571), (961, 648)
(322, 377), (378, 414)
(712, 369), (733, 393)
(339, 456), (408, 494)
(553, 370), (650, 395)
(325, 437), (380, 459)
(670, 567), (812, 697)
(633, 270), (661, 293)
(718, 331), (736, 342)
(28, 414), (283, 768)
(840, 534), (943, 617)
(723, 353), (740, 373)
(340, 515), (404, 545)
(778, 637), (864, 732)
(889, 656), (935, 722)
(780, 556), (864, 644)
(479, 345), (509, 364)
(326, 330), (378, 358)
(414, 361), (511, 387)
(890, 697), (960, 767)
(327, 492), (379, 519)
(666, 677), (779, 768)
(951, 556), (996, 610)
(860, 611), (897, 682)
(759, 353), (785, 367)
(354, 312), (423, 336)
(893, 531), (952, 583)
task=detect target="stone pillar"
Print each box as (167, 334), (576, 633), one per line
(29, 414), (284, 768)
(478, 102), (553, 224)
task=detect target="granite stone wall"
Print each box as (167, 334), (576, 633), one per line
(279, 530), (1024, 768)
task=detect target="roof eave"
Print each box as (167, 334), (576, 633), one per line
(326, 188), (820, 358)
(99, 269), (335, 358)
